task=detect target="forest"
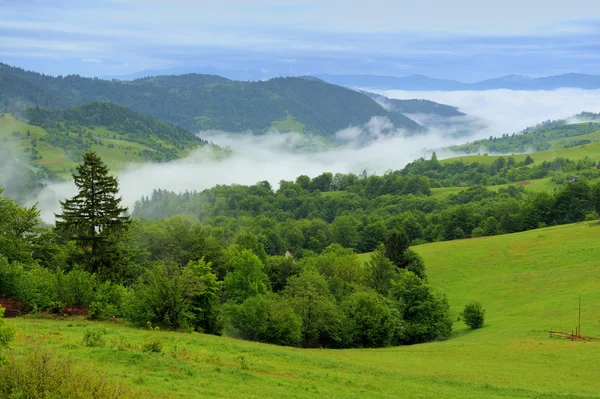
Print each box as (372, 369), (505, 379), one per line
(25, 101), (207, 158)
(1, 150), (599, 351)
(0, 62), (463, 137)
(133, 153), (600, 254)
(0, 153), (453, 349)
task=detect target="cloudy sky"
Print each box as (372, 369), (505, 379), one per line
(1, 0), (599, 80)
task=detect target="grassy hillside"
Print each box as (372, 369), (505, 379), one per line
(452, 118), (600, 155)
(0, 63), (428, 138)
(444, 140), (600, 166)
(8, 222), (600, 398)
(0, 105), (216, 198)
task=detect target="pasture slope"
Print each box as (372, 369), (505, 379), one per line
(442, 141), (600, 166)
(9, 222), (600, 398)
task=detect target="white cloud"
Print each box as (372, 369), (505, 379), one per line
(380, 88), (600, 140)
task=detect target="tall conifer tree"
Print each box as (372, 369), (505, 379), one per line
(55, 152), (129, 280)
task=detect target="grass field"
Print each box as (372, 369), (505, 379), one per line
(443, 141), (600, 166)
(8, 222), (600, 398)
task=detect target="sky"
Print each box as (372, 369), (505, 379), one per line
(1, 0), (600, 80)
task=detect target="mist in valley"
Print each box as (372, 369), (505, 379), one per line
(25, 89), (600, 222)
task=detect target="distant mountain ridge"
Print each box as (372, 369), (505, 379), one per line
(105, 66), (600, 91)
(0, 63), (467, 140)
(316, 73), (600, 91)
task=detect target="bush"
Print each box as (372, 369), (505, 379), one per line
(389, 270), (453, 344)
(0, 308), (15, 359)
(89, 282), (127, 320)
(56, 268), (96, 308)
(461, 301), (485, 329)
(0, 348), (144, 398)
(340, 292), (399, 348)
(82, 327), (107, 347)
(226, 294), (302, 347)
(123, 260), (221, 333)
(141, 338), (162, 353)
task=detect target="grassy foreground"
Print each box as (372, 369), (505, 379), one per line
(9, 222), (600, 398)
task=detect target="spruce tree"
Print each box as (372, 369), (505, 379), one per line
(384, 229), (410, 269)
(55, 152), (129, 280)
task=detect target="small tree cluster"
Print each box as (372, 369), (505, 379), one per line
(461, 301), (486, 329)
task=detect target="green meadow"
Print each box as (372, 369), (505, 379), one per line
(442, 141), (600, 166)
(0, 114), (203, 178)
(8, 222), (600, 398)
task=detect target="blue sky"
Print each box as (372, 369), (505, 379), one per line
(1, 0), (599, 80)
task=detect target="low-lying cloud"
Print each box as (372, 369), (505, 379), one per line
(379, 88), (600, 141)
(25, 88), (600, 221)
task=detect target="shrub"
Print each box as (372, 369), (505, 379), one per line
(226, 294), (301, 347)
(141, 338), (162, 353)
(89, 282), (127, 320)
(0, 348), (144, 398)
(461, 301), (486, 329)
(389, 270), (453, 344)
(340, 292), (399, 348)
(82, 328), (107, 347)
(123, 260), (221, 333)
(56, 268), (96, 308)
(0, 308), (15, 359)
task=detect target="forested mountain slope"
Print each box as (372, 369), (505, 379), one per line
(0, 102), (212, 199)
(0, 63), (448, 137)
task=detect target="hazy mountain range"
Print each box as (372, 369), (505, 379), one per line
(0, 63), (466, 139)
(106, 67), (600, 91)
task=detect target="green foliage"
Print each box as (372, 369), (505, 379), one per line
(389, 270), (453, 344)
(331, 215), (359, 249)
(0, 348), (144, 398)
(0, 308), (15, 359)
(461, 301), (486, 329)
(223, 248), (270, 304)
(0, 64), (423, 137)
(364, 244), (397, 295)
(226, 294), (302, 347)
(82, 327), (107, 347)
(265, 255), (301, 292)
(340, 292), (399, 348)
(283, 270), (342, 347)
(89, 282), (127, 320)
(55, 152), (130, 281)
(26, 101), (205, 158)
(312, 244), (363, 301)
(56, 268), (96, 308)
(453, 119), (600, 154)
(141, 338), (163, 353)
(181, 259), (222, 334)
(0, 188), (41, 264)
(124, 260), (221, 332)
(385, 229), (411, 269)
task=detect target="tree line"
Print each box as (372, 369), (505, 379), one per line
(0, 152), (453, 349)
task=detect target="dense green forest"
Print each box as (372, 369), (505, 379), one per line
(2, 151), (599, 351)
(0, 154), (453, 349)
(364, 92), (465, 117)
(452, 114), (600, 154)
(133, 153), (600, 255)
(0, 63), (466, 137)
